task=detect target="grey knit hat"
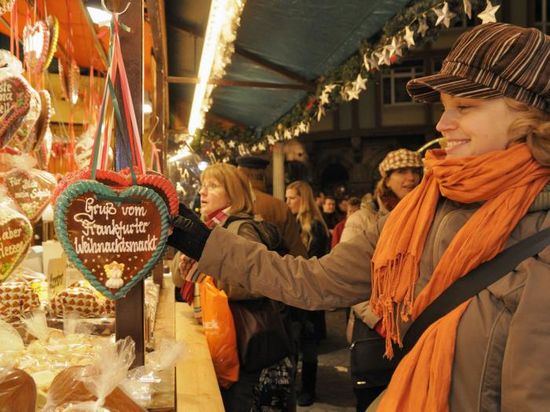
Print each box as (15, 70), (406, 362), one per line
(407, 23), (550, 112)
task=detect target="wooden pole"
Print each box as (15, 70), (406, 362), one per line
(114, 0), (145, 368)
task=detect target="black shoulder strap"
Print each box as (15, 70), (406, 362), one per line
(401, 227), (550, 356)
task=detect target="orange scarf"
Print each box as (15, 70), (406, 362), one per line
(371, 144), (550, 411)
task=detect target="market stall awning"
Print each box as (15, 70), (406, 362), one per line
(166, 0), (412, 130)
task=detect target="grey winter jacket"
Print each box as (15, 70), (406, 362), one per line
(197, 192), (550, 411)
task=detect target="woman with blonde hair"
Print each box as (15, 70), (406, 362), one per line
(170, 23), (550, 410)
(285, 180), (330, 406)
(173, 163), (294, 412)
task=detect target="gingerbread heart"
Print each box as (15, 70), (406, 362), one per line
(54, 180), (170, 300)
(44, 15), (59, 70)
(32, 90), (52, 151)
(4, 167), (57, 223)
(10, 87), (41, 152)
(23, 20), (50, 74)
(35, 126), (52, 169)
(0, 206), (33, 283)
(0, 76), (31, 148)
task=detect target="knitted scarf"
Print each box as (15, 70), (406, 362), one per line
(370, 143), (550, 411)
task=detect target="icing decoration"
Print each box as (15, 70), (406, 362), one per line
(54, 180), (170, 300)
(0, 206), (33, 283)
(11, 87), (41, 152)
(23, 20), (50, 74)
(44, 15), (59, 70)
(0, 50), (23, 74)
(4, 167), (57, 223)
(0, 76), (31, 149)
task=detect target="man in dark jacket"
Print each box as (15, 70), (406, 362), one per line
(237, 155), (307, 258)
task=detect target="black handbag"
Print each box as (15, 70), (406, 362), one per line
(229, 298), (293, 372)
(350, 227), (550, 389)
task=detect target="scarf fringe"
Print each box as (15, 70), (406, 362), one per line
(371, 253), (419, 359)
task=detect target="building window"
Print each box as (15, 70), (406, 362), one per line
(533, 0), (550, 33)
(381, 59), (425, 105)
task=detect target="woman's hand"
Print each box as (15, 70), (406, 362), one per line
(167, 203), (211, 260)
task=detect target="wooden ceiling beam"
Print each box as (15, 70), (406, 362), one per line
(167, 20), (314, 89)
(233, 45), (313, 87)
(168, 75), (313, 91)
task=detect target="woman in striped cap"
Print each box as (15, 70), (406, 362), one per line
(170, 23), (550, 411)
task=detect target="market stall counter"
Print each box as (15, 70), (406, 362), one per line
(175, 301), (224, 411)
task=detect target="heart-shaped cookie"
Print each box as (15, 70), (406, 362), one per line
(10, 87), (41, 152)
(23, 20), (50, 74)
(0, 205), (33, 283)
(0, 76), (31, 148)
(32, 90), (52, 151)
(54, 180), (170, 300)
(4, 167), (57, 223)
(44, 15), (59, 70)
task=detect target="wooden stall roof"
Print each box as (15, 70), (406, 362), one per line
(0, 0), (110, 71)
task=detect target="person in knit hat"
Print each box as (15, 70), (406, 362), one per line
(169, 23), (550, 411)
(341, 148), (422, 411)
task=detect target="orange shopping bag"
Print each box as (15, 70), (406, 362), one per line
(199, 276), (240, 388)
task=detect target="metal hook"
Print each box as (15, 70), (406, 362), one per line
(101, 0), (131, 16)
(146, 115), (160, 145)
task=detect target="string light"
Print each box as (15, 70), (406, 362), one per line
(187, 0), (246, 136)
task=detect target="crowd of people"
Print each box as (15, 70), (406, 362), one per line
(169, 23), (550, 412)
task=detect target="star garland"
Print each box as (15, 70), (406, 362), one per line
(188, 0), (500, 161)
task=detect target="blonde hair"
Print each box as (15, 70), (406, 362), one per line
(505, 98), (550, 166)
(286, 180), (329, 248)
(201, 163), (254, 216)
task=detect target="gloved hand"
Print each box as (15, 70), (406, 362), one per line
(167, 203), (211, 261)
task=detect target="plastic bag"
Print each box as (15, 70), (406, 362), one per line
(0, 367), (36, 412)
(199, 276), (239, 388)
(43, 337), (144, 411)
(122, 339), (186, 404)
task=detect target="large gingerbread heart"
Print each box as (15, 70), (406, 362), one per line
(54, 180), (170, 300)
(0, 205), (33, 283)
(0, 76), (31, 148)
(4, 167), (56, 223)
(23, 20), (50, 74)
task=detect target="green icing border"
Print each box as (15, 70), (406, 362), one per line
(54, 179), (169, 300)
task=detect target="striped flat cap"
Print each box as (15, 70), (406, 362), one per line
(379, 149), (423, 177)
(407, 23), (550, 111)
